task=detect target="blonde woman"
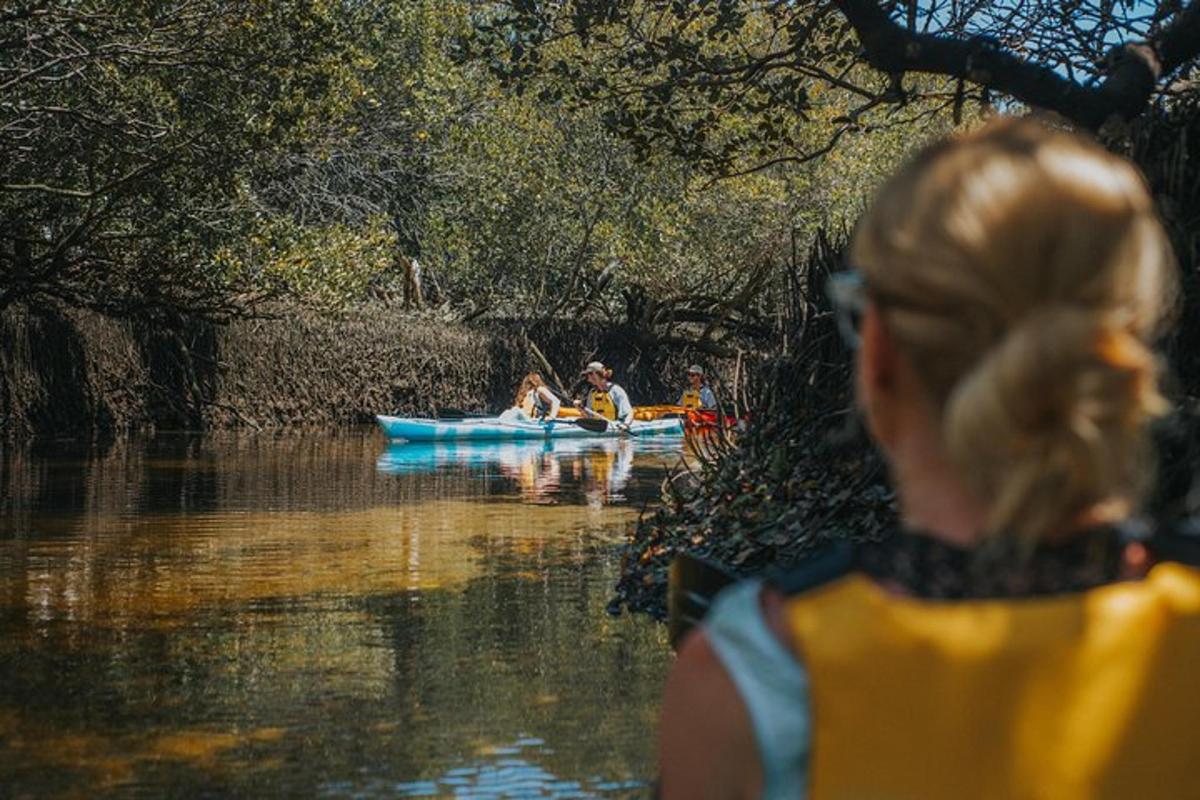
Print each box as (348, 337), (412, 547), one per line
(513, 372), (560, 420)
(659, 118), (1199, 799)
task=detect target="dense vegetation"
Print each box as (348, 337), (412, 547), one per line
(6, 2), (1198, 324)
(2, 1), (935, 363)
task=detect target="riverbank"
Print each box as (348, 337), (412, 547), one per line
(0, 302), (715, 438)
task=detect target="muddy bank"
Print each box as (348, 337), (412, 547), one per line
(0, 303), (721, 438)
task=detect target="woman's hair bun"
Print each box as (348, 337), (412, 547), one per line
(943, 307), (1166, 538)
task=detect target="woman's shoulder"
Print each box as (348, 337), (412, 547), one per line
(674, 579), (813, 798)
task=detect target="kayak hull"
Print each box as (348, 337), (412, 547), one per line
(375, 414), (684, 442)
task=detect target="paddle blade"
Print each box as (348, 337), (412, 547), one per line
(570, 417), (609, 433)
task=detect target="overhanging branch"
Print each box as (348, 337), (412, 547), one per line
(834, 0), (1200, 129)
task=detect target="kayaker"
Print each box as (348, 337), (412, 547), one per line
(679, 364), (717, 410)
(574, 361), (634, 429)
(658, 118), (1198, 798)
(513, 372), (560, 420)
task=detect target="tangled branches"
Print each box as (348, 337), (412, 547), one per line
(610, 229), (896, 618)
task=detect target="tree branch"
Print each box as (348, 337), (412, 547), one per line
(834, 0), (1200, 129)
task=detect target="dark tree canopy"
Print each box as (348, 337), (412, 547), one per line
(7, 1), (1198, 325)
(0, 2), (370, 317)
(478, 1), (1200, 171)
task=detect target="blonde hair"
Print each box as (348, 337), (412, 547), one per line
(515, 372), (545, 407)
(852, 117), (1177, 541)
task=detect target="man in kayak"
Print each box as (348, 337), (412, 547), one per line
(679, 365), (717, 411)
(575, 361), (634, 430)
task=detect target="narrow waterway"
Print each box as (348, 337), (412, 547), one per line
(0, 430), (684, 798)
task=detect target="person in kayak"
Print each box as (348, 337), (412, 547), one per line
(575, 361), (634, 429)
(679, 364), (717, 411)
(513, 372), (561, 420)
(658, 117), (1197, 798)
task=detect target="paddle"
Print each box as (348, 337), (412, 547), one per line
(667, 553), (736, 650)
(563, 416), (609, 433)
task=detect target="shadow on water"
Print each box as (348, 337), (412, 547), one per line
(0, 429), (680, 798)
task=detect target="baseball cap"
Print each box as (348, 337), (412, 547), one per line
(581, 361), (606, 375)
(687, 364), (704, 376)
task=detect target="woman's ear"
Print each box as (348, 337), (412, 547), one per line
(858, 303), (899, 447)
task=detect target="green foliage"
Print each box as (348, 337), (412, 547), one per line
(1, 0), (953, 327)
(0, 1), (371, 315)
(213, 216), (397, 310)
(475, 1), (961, 176)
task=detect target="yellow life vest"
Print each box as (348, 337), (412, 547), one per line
(679, 388), (702, 410)
(783, 563), (1200, 800)
(588, 388), (617, 420)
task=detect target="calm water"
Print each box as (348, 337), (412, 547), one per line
(0, 430), (685, 798)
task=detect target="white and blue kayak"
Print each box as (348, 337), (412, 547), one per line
(375, 414), (684, 442)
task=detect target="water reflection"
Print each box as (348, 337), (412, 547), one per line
(376, 437), (685, 506)
(0, 429), (677, 797)
(344, 735), (648, 797)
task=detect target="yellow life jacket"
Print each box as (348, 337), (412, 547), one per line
(783, 562), (1200, 800)
(679, 388), (702, 410)
(588, 388), (617, 420)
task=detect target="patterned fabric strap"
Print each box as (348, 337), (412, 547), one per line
(854, 523), (1132, 600)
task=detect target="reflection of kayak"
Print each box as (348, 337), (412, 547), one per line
(376, 436), (683, 475)
(377, 439), (552, 474)
(375, 414), (685, 442)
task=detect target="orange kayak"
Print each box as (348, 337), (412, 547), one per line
(632, 404), (687, 421)
(632, 405), (741, 430)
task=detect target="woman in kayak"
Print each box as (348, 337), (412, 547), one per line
(575, 361), (634, 429)
(513, 372), (560, 420)
(658, 118), (1196, 798)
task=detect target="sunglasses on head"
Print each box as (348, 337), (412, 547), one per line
(826, 269), (868, 349)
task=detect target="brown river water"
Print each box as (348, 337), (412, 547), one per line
(0, 430), (686, 798)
